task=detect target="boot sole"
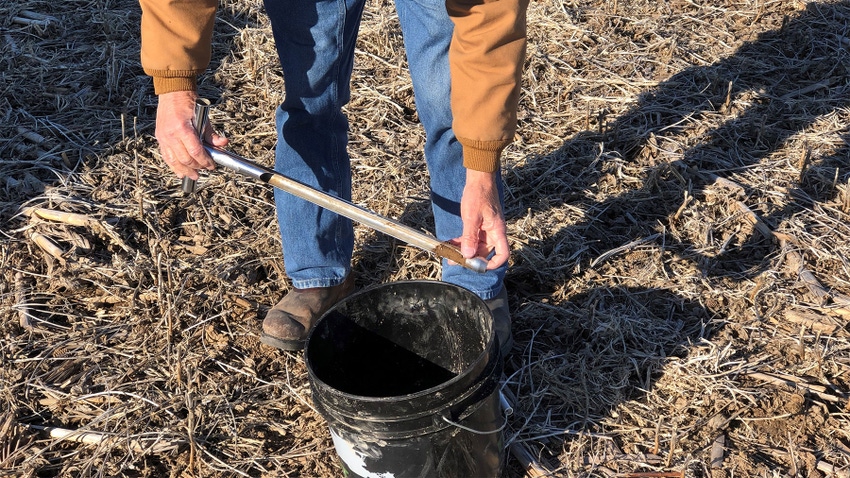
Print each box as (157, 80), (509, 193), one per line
(260, 332), (305, 351)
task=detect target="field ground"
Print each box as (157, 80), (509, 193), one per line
(2, 0), (850, 476)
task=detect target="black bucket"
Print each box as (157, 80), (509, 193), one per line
(305, 280), (505, 478)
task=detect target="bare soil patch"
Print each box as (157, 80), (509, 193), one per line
(2, 0), (850, 476)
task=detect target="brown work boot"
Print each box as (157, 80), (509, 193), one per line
(261, 276), (355, 351)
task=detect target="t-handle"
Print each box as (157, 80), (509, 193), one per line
(180, 98), (213, 194)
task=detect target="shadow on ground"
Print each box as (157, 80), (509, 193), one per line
(496, 1), (850, 471)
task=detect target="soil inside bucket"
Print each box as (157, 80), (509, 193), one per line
(310, 310), (458, 397)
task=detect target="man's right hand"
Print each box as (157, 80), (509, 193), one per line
(155, 90), (228, 180)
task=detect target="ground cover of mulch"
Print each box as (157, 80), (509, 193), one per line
(2, 0), (850, 476)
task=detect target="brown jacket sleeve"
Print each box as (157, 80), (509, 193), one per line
(139, 0), (217, 94)
(446, 0), (528, 173)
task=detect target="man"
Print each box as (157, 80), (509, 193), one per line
(139, 0), (527, 356)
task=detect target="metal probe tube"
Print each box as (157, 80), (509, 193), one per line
(188, 98), (487, 273)
(203, 145), (488, 273)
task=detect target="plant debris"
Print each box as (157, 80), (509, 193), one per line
(2, 0), (850, 476)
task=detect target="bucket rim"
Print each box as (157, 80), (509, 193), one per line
(304, 279), (496, 404)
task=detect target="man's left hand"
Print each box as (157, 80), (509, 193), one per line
(454, 169), (510, 270)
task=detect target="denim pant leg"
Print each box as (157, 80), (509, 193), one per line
(395, 0), (506, 299)
(262, 0), (366, 289)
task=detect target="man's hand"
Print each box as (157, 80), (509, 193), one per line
(155, 90), (228, 180)
(454, 169), (510, 270)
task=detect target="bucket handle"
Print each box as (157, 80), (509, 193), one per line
(440, 393), (514, 435)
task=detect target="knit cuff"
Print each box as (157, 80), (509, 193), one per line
(152, 76), (198, 95)
(459, 137), (511, 173)
(143, 66), (202, 95)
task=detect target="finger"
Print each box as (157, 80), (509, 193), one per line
(209, 132), (229, 148)
(485, 236), (510, 270)
(156, 126), (203, 175)
(460, 224), (482, 259)
(163, 112), (214, 170)
(167, 126), (213, 174)
(161, 146), (198, 180)
(202, 121), (229, 148)
(183, 134), (215, 171)
(162, 130), (207, 179)
(195, 126), (227, 169)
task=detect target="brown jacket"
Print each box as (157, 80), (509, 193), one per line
(140, 0), (527, 172)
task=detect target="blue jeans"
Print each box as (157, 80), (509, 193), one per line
(262, 0), (506, 299)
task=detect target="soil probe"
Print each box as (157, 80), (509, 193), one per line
(182, 99), (487, 273)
